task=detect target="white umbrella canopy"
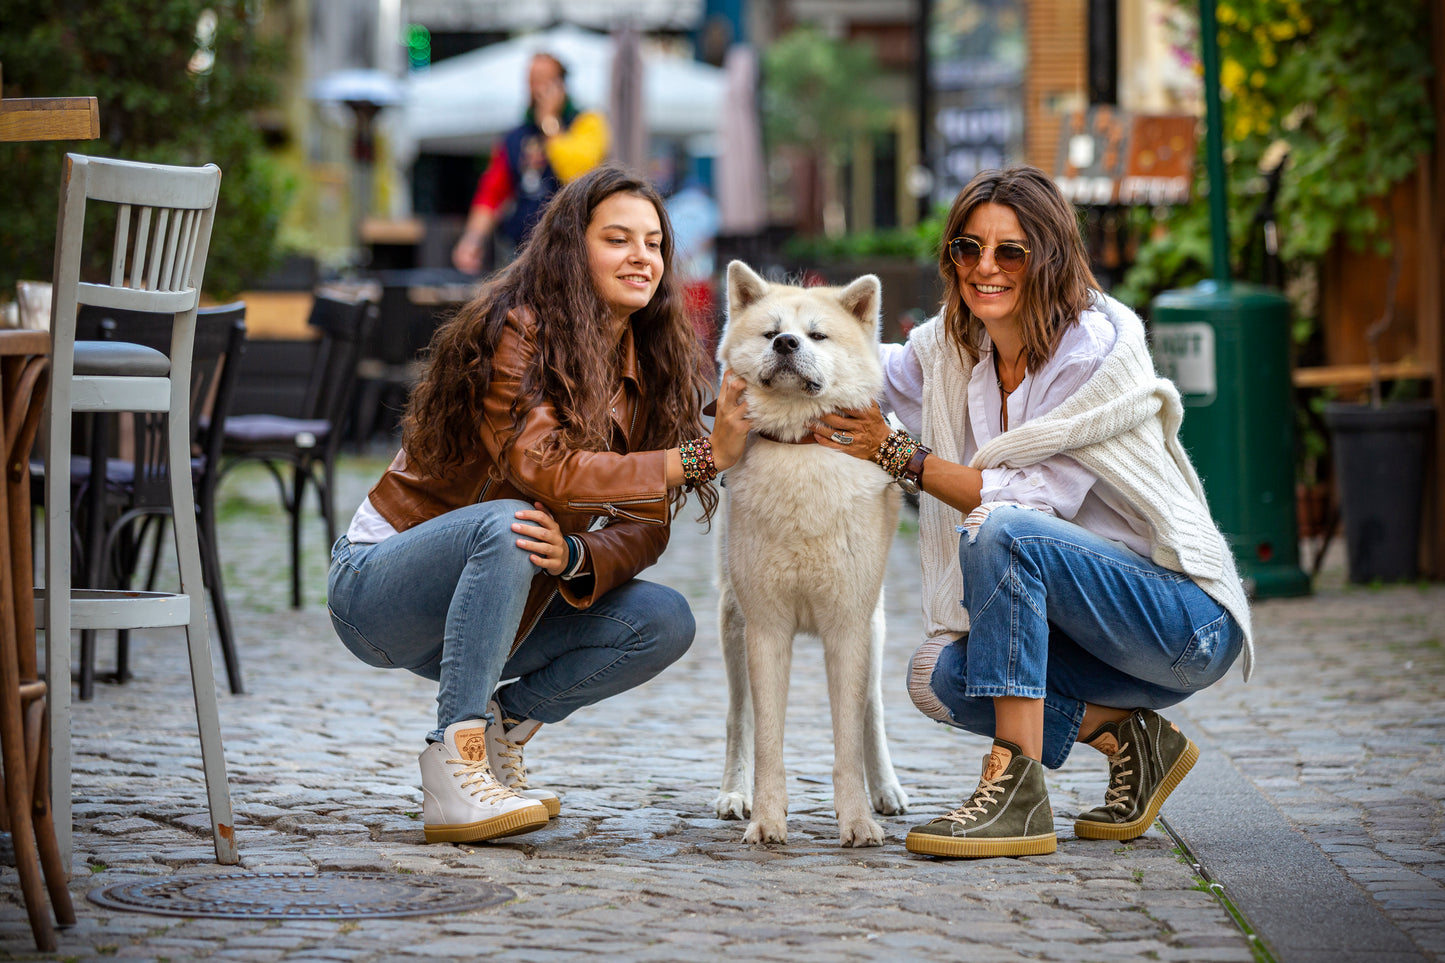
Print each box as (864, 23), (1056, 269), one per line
(312, 68), (404, 106)
(390, 24), (726, 160)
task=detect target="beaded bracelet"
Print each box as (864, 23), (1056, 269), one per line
(560, 535), (587, 580)
(679, 436), (718, 489)
(872, 429), (921, 480)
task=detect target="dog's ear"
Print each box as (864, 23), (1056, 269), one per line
(727, 260), (770, 312)
(838, 274), (882, 330)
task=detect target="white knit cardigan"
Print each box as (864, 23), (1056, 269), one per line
(909, 292), (1254, 681)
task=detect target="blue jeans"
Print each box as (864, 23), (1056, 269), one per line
(327, 499), (694, 742)
(908, 504), (1243, 769)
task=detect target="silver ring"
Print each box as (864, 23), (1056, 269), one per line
(830, 431), (854, 446)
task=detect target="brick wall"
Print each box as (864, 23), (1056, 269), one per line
(1024, 0), (1087, 172)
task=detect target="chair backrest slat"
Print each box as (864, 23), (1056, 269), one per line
(130, 206), (153, 289)
(111, 204), (131, 287)
(169, 209), (193, 290)
(149, 208), (172, 291)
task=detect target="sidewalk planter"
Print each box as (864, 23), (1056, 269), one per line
(1322, 399), (1436, 583)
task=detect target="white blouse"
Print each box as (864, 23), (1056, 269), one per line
(880, 308), (1153, 558)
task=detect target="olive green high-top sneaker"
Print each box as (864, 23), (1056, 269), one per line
(905, 739), (1056, 858)
(1075, 708), (1199, 841)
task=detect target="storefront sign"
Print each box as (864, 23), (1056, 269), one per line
(1054, 108), (1197, 206)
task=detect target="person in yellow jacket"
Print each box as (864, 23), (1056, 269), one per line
(452, 52), (611, 273)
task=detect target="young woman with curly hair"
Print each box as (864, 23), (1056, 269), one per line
(328, 164), (750, 844)
(815, 166), (1251, 858)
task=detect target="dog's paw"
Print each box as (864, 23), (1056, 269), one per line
(838, 815), (886, 848)
(871, 782), (909, 816)
(743, 816), (787, 845)
(714, 791), (751, 820)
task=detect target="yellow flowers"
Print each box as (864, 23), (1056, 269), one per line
(1221, 57), (1247, 92)
(1214, 0), (1309, 143)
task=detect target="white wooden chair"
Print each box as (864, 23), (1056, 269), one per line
(37, 153), (237, 865)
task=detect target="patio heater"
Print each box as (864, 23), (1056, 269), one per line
(311, 69), (403, 265)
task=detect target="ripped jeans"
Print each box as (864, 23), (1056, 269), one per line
(908, 503), (1243, 769)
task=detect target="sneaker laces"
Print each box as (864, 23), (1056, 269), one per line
(491, 724), (531, 789)
(448, 757), (520, 804)
(939, 773), (1012, 826)
(1101, 742), (1136, 813)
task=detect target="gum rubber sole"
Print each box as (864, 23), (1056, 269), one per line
(904, 831), (1058, 858)
(424, 804), (550, 844)
(1074, 738), (1199, 841)
(535, 796), (561, 819)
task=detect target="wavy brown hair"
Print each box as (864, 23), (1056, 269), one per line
(937, 165), (1099, 373)
(402, 164), (718, 519)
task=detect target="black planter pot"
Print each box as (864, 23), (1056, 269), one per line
(1322, 400), (1436, 583)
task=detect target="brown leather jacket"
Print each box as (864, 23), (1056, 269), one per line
(368, 306), (671, 652)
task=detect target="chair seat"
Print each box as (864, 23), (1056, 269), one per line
(31, 454), (209, 490)
(223, 414), (332, 449)
(73, 341), (171, 377)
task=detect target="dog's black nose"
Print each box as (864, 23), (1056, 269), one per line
(772, 333), (800, 355)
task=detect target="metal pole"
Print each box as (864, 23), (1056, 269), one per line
(918, 0), (933, 222)
(1199, 0), (1231, 283)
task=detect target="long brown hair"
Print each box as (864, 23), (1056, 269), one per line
(402, 164), (717, 519)
(937, 165), (1099, 372)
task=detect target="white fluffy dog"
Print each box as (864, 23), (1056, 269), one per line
(712, 260), (908, 847)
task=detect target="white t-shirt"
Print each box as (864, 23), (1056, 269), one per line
(345, 494), (397, 544)
(880, 308), (1153, 558)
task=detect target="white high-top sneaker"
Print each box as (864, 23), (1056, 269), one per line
(485, 699), (562, 818)
(420, 719), (550, 843)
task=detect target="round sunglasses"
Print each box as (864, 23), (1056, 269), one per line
(948, 236), (1031, 274)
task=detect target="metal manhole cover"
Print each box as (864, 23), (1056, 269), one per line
(88, 872), (515, 920)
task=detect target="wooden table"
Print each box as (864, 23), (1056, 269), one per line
(0, 330), (73, 952)
(1, 64), (95, 950)
(0, 64), (99, 143)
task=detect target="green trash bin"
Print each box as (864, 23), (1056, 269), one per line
(1149, 280), (1310, 598)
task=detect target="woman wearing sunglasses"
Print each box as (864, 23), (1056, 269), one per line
(814, 165), (1251, 858)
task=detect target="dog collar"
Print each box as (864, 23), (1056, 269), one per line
(754, 430), (818, 445)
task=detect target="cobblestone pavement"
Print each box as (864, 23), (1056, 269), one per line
(1, 454), (1441, 961)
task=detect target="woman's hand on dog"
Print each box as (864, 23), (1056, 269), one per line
(709, 370), (751, 472)
(813, 403), (892, 461)
(513, 502), (568, 576)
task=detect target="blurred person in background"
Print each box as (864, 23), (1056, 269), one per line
(451, 52), (611, 274)
(665, 174), (721, 350)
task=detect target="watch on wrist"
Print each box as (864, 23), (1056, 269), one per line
(897, 445), (931, 495)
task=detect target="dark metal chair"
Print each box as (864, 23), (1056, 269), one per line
(220, 294), (377, 608)
(351, 267), (473, 447)
(35, 304), (250, 699)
